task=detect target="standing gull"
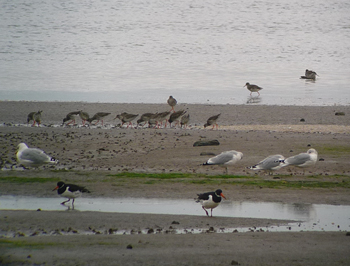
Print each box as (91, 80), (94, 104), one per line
(53, 181), (90, 207)
(87, 112), (111, 126)
(167, 96), (177, 112)
(204, 114), (220, 130)
(244, 82), (263, 96)
(195, 189), (226, 217)
(283, 148), (318, 169)
(16, 143), (58, 168)
(247, 154), (285, 175)
(203, 150), (243, 174)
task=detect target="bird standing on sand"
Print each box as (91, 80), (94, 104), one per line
(244, 82), (263, 96)
(53, 181), (90, 207)
(203, 150), (243, 174)
(115, 112), (139, 128)
(282, 149), (318, 170)
(79, 111), (90, 126)
(167, 96), (177, 112)
(155, 111), (172, 128)
(196, 189), (226, 217)
(168, 110), (186, 128)
(204, 114), (220, 130)
(63, 111), (80, 125)
(87, 112), (111, 126)
(16, 143), (58, 168)
(180, 113), (190, 129)
(247, 154), (285, 175)
(27, 110), (42, 126)
(137, 113), (155, 127)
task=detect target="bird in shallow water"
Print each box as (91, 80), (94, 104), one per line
(244, 82), (263, 96)
(87, 112), (111, 126)
(282, 149), (318, 172)
(204, 114), (220, 130)
(247, 154), (285, 175)
(27, 110), (42, 126)
(16, 143), (58, 168)
(53, 181), (90, 207)
(63, 111), (80, 125)
(203, 150), (243, 174)
(301, 69), (318, 80)
(167, 96), (177, 112)
(196, 189), (226, 217)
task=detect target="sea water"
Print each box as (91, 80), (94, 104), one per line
(0, 0), (350, 105)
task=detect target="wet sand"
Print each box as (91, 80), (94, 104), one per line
(1, 101), (350, 265)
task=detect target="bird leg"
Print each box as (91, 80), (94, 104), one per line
(202, 206), (209, 217)
(211, 209), (213, 217)
(61, 198), (71, 205)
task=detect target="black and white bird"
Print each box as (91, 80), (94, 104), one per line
(196, 189), (226, 217)
(301, 69), (318, 80)
(247, 154), (285, 174)
(16, 143), (58, 168)
(53, 181), (90, 207)
(244, 82), (263, 96)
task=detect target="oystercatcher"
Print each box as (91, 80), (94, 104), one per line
(53, 181), (90, 206)
(244, 82), (263, 96)
(196, 189), (226, 217)
(16, 143), (58, 168)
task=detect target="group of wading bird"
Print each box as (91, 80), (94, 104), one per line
(26, 95), (221, 129)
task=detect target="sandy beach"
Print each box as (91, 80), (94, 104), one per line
(1, 101), (350, 265)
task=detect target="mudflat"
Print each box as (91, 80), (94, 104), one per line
(0, 101), (350, 266)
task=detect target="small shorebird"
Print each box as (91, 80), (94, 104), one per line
(247, 154), (285, 175)
(27, 110), (42, 126)
(203, 150), (243, 174)
(300, 69), (318, 80)
(115, 112), (139, 128)
(16, 143), (58, 168)
(283, 149), (318, 169)
(167, 96), (177, 112)
(63, 111), (80, 125)
(53, 181), (90, 207)
(156, 111), (172, 128)
(204, 114), (220, 130)
(195, 189), (226, 217)
(137, 113), (154, 127)
(168, 110), (186, 128)
(180, 113), (190, 129)
(79, 111), (90, 126)
(244, 82), (263, 96)
(87, 112), (111, 126)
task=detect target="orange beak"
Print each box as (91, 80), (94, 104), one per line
(52, 186), (59, 191)
(220, 193), (226, 199)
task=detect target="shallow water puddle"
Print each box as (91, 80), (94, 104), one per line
(0, 196), (349, 233)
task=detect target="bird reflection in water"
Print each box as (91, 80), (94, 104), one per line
(246, 95), (262, 104)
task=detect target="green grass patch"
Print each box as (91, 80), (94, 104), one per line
(318, 145), (350, 156)
(0, 176), (58, 183)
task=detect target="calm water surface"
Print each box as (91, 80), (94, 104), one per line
(0, 0), (350, 105)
